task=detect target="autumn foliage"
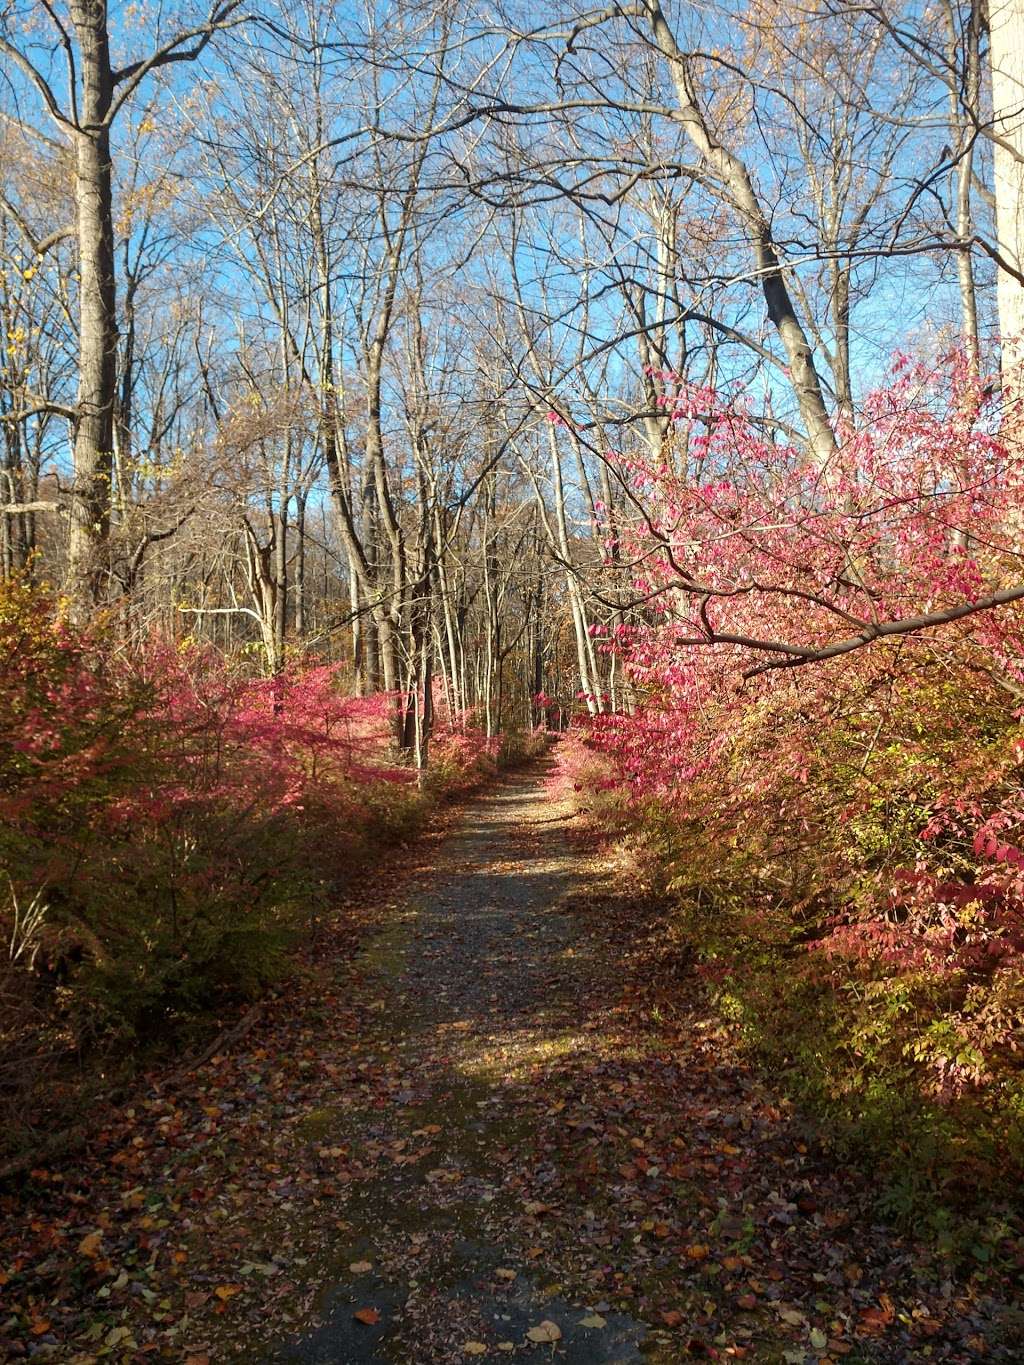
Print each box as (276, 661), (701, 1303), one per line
(0, 581), (504, 1066)
(562, 357), (1024, 1202)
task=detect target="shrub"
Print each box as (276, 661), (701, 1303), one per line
(0, 582), (408, 1044)
(555, 357), (1024, 1219)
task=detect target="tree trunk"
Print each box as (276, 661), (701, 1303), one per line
(943, 0), (982, 377)
(644, 0), (836, 464)
(990, 0), (1024, 384)
(68, 1), (117, 610)
(294, 488), (307, 637)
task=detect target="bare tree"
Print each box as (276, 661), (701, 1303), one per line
(0, 0), (245, 608)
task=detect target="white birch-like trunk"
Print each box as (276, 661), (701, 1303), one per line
(991, 0), (1024, 386)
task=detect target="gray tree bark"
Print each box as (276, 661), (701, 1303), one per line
(68, 1), (117, 608)
(990, 0), (1024, 384)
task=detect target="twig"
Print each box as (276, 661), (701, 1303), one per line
(163, 1002), (264, 1086)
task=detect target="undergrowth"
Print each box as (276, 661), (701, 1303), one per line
(554, 715), (1024, 1253)
(0, 579), (546, 1158)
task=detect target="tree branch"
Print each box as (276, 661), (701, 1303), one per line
(736, 583), (1024, 678)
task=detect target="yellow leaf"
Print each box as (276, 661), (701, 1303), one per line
(526, 1321), (562, 1343)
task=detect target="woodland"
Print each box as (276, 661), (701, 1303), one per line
(3, 0), (1024, 1360)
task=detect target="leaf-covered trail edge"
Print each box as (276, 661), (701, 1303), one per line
(1, 758), (1021, 1363)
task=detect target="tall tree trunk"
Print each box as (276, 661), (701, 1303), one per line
(943, 0), (982, 377)
(643, 0), (836, 464)
(273, 501), (287, 667)
(830, 262), (854, 423)
(990, 0), (1024, 385)
(294, 488), (307, 637)
(68, 0), (117, 610)
(545, 423), (602, 714)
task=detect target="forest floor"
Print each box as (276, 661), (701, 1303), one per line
(2, 759), (1022, 1364)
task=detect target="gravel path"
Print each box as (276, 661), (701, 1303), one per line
(263, 759), (652, 1363)
(255, 759), (1022, 1365)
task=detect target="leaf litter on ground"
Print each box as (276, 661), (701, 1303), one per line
(0, 762), (1021, 1363)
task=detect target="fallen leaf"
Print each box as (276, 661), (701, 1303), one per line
(857, 1311), (887, 1335)
(685, 1244), (710, 1261)
(526, 1320), (562, 1343)
(78, 1231), (103, 1258)
(354, 1307), (381, 1326)
(660, 1310), (684, 1328)
(495, 1267), (517, 1281)
(810, 1327), (828, 1349)
(579, 1314), (607, 1328)
(464, 1344), (488, 1356)
(214, 1284), (242, 1302)
(349, 1260), (373, 1273)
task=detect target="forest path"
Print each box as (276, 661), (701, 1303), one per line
(1, 760), (1019, 1362)
(262, 758), (648, 1363)
(253, 759), (1018, 1364)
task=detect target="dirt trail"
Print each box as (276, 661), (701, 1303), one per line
(2, 760), (1020, 1363)
(262, 759), (646, 1364)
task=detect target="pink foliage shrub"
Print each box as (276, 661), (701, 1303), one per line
(559, 357), (1024, 1186)
(0, 581), (417, 1039)
(427, 713), (500, 792)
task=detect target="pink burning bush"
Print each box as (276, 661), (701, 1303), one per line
(0, 584), (415, 1038)
(558, 356), (1024, 1191)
